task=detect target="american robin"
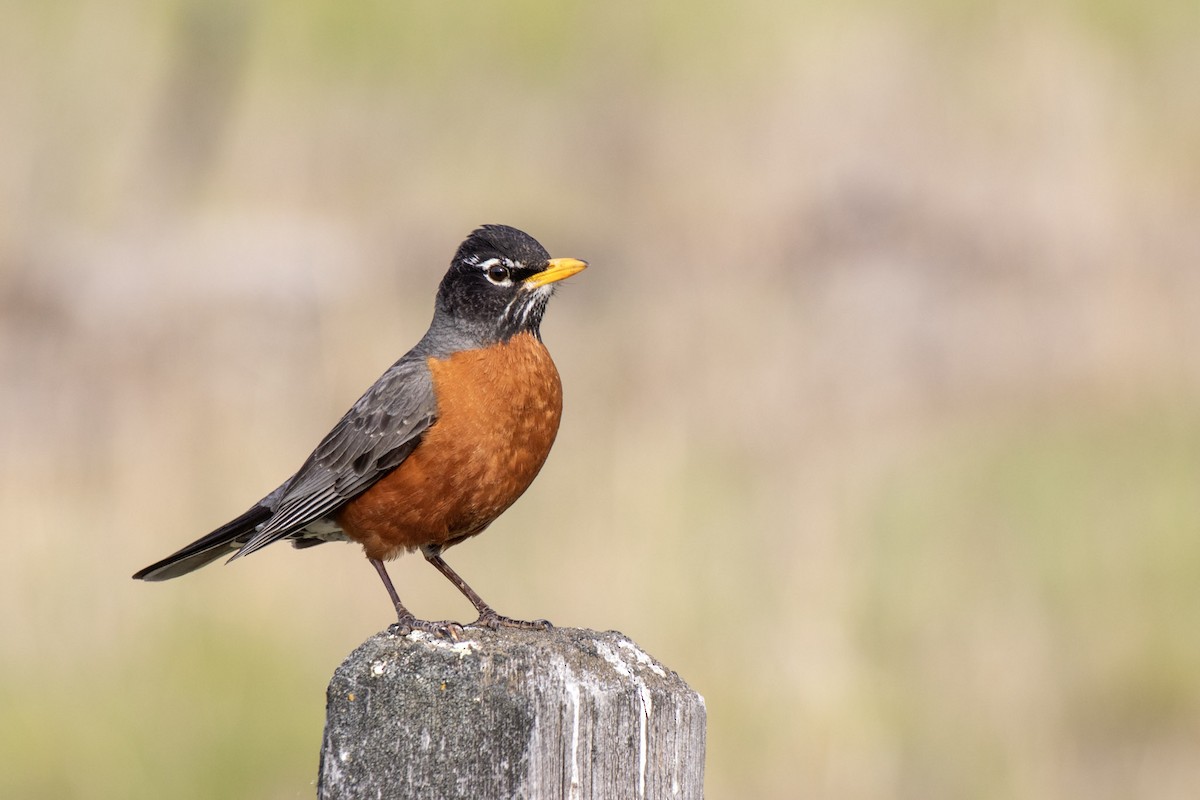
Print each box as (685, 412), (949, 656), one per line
(133, 225), (587, 636)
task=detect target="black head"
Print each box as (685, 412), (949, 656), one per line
(425, 225), (587, 349)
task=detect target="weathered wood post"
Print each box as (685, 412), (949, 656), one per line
(317, 626), (705, 799)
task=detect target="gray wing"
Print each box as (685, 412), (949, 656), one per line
(232, 355), (438, 559)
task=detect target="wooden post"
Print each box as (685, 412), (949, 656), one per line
(317, 626), (705, 799)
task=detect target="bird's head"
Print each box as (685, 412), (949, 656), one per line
(431, 225), (587, 346)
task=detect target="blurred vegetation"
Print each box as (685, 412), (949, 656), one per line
(2, 0), (1199, 798)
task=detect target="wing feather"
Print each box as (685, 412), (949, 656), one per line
(233, 356), (437, 558)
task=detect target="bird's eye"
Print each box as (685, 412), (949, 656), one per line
(486, 264), (511, 284)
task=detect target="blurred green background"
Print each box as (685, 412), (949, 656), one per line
(3, 1), (1199, 797)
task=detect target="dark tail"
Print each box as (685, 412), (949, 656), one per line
(133, 503), (273, 581)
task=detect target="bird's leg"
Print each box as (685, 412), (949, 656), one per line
(420, 546), (552, 631)
(370, 558), (462, 640)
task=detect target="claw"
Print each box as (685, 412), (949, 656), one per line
(439, 621), (465, 641)
(387, 620), (413, 637)
(388, 614), (464, 641)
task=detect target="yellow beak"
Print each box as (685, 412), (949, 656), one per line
(525, 257), (588, 288)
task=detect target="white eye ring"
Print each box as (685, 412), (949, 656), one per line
(480, 258), (514, 286)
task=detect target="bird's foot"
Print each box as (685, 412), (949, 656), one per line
(388, 614), (465, 641)
(469, 609), (553, 631)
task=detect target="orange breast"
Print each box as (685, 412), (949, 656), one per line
(336, 332), (564, 561)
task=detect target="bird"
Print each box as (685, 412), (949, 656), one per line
(133, 224), (587, 637)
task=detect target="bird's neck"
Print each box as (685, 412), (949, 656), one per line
(416, 308), (542, 360)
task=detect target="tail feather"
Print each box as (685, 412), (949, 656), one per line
(133, 503), (272, 581)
